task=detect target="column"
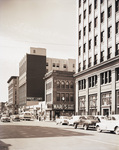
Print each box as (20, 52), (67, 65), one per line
(86, 78), (89, 115)
(75, 80), (79, 115)
(111, 69), (116, 114)
(97, 74), (101, 115)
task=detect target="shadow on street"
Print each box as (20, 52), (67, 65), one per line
(0, 125), (92, 139)
(0, 140), (11, 150)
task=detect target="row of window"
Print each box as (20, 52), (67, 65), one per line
(78, 68), (119, 90)
(79, 21), (119, 40)
(56, 81), (74, 89)
(78, 43), (119, 71)
(57, 93), (74, 102)
(79, 0), (119, 14)
(46, 63), (75, 69)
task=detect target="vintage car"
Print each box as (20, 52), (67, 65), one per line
(56, 116), (70, 125)
(96, 116), (119, 135)
(68, 115), (81, 126)
(11, 115), (20, 121)
(1, 114), (11, 122)
(74, 115), (99, 130)
(19, 112), (32, 121)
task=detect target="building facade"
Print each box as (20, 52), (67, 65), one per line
(7, 76), (19, 115)
(75, 0), (119, 116)
(19, 48), (46, 111)
(44, 70), (75, 120)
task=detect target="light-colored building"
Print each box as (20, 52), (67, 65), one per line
(75, 0), (119, 116)
(46, 58), (76, 73)
(7, 76), (19, 115)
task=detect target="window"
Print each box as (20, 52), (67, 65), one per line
(83, 43), (86, 53)
(116, 22), (119, 34)
(116, 68), (119, 81)
(94, 54), (97, 65)
(89, 40), (91, 50)
(79, 79), (86, 90)
(107, 47), (112, 59)
(116, 43), (119, 55)
(101, 0), (104, 4)
(83, 60), (86, 70)
(101, 51), (104, 62)
(73, 64), (75, 68)
(94, 17), (98, 28)
(78, 63), (81, 72)
(101, 70), (111, 84)
(46, 82), (52, 90)
(108, 6), (112, 18)
(53, 63), (55, 67)
(79, 47), (81, 56)
(70, 94), (74, 101)
(63, 64), (67, 68)
(79, 96), (86, 114)
(66, 81), (69, 89)
(61, 81), (65, 88)
(88, 75), (97, 88)
(84, 26), (86, 36)
(88, 57), (91, 67)
(94, 0), (97, 9)
(57, 93), (60, 101)
(79, 15), (81, 24)
(57, 63), (59, 67)
(57, 81), (60, 88)
(101, 92), (112, 106)
(79, 0), (81, 7)
(33, 50), (36, 53)
(61, 93), (65, 101)
(108, 26), (112, 38)
(101, 31), (104, 42)
(66, 93), (69, 101)
(101, 12), (104, 23)
(46, 62), (48, 66)
(94, 35), (97, 46)
(84, 10), (86, 19)
(116, 0), (119, 12)
(79, 31), (81, 39)
(89, 22), (92, 32)
(70, 82), (74, 89)
(89, 4), (92, 14)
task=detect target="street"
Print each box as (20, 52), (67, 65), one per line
(0, 120), (119, 150)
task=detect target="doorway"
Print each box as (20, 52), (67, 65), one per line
(103, 108), (109, 117)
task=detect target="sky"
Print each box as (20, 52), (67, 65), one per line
(0, 0), (77, 102)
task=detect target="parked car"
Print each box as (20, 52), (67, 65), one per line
(68, 115), (81, 126)
(74, 115), (99, 130)
(19, 112), (32, 121)
(1, 114), (11, 122)
(56, 116), (70, 125)
(96, 116), (119, 135)
(11, 115), (20, 121)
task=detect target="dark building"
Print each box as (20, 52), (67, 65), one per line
(44, 70), (75, 120)
(19, 48), (46, 111)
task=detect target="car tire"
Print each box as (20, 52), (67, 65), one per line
(74, 124), (77, 129)
(114, 127), (119, 135)
(96, 126), (102, 133)
(83, 124), (88, 130)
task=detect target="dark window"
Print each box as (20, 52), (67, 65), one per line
(108, 26), (112, 38)
(94, 54), (97, 65)
(63, 64), (67, 68)
(53, 63), (55, 67)
(83, 43), (86, 53)
(116, 22), (119, 34)
(116, 43), (119, 56)
(94, 35), (97, 46)
(84, 26), (86, 36)
(79, 0), (81, 7)
(101, 51), (104, 62)
(101, 12), (104, 23)
(84, 10), (86, 19)
(89, 22), (92, 32)
(61, 93), (65, 101)
(116, 68), (119, 81)
(79, 15), (81, 23)
(88, 57), (91, 67)
(108, 6), (112, 18)
(70, 82), (74, 89)
(101, 70), (111, 84)
(70, 94), (74, 101)
(116, 0), (119, 12)
(46, 62), (48, 66)
(66, 93), (69, 101)
(57, 93), (60, 101)
(101, 0), (104, 4)
(89, 4), (92, 14)
(66, 81), (69, 89)
(89, 40), (91, 50)
(107, 47), (112, 59)
(57, 63), (59, 67)
(94, 17), (98, 28)
(78, 63), (81, 72)
(94, 0), (97, 9)
(61, 81), (65, 88)
(79, 31), (81, 39)
(79, 79), (86, 90)
(101, 31), (104, 42)
(79, 47), (81, 56)
(83, 60), (86, 70)
(57, 81), (60, 88)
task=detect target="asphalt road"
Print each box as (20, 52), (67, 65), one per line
(0, 120), (119, 150)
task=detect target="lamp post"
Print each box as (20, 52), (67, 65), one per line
(62, 97), (65, 115)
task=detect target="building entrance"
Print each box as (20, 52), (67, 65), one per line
(103, 108), (109, 117)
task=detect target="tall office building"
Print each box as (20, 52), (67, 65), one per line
(19, 48), (46, 110)
(75, 0), (119, 116)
